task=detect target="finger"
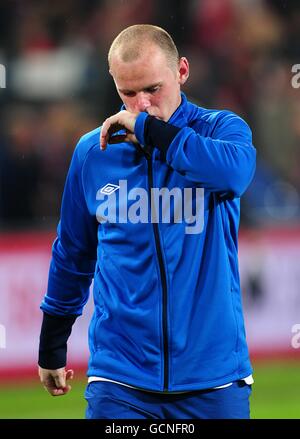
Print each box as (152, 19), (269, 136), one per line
(100, 123), (109, 151)
(106, 124), (128, 145)
(100, 113), (133, 150)
(66, 369), (74, 381)
(53, 373), (66, 389)
(42, 378), (64, 396)
(100, 117), (115, 150)
(108, 134), (128, 144)
(108, 133), (138, 145)
(100, 117), (121, 150)
(108, 122), (126, 135)
(58, 369), (74, 394)
(125, 133), (138, 144)
(50, 387), (67, 397)
(45, 381), (71, 397)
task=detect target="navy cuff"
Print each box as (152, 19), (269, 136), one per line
(134, 112), (149, 147)
(144, 116), (181, 156)
(134, 113), (181, 158)
(38, 312), (77, 369)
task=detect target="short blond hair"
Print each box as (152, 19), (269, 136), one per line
(108, 24), (179, 70)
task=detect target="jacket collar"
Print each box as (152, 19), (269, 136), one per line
(168, 92), (190, 128)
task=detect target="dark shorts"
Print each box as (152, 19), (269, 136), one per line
(84, 380), (252, 419)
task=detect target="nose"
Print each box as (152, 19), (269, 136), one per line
(134, 93), (151, 112)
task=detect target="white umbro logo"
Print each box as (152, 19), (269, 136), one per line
(100, 183), (120, 195)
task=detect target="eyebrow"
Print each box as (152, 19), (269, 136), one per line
(119, 82), (162, 94)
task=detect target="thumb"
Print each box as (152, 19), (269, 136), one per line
(62, 369), (74, 393)
(66, 369), (74, 381)
(125, 133), (138, 144)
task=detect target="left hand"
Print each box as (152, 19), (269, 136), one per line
(38, 366), (74, 396)
(100, 110), (139, 151)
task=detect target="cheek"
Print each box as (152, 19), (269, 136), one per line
(151, 95), (165, 109)
(121, 98), (136, 112)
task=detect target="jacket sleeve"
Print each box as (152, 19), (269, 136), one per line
(135, 111), (256, 197)
(40, 141), (98, 317)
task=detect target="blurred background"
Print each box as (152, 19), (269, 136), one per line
(0, 0), (300, 419)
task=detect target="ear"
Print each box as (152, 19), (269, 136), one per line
(178, 57), (189, 85)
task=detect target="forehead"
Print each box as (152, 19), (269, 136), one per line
(110, 45), (172, 88)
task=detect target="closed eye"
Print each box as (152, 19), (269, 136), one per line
(122, 91), (136, 97)
(120, 84), (161, 97)
(145, 86), (160, 94)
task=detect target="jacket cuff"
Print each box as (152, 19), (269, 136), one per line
(134, 112), (149, 146)
(38, 312), (77, 369)
(144, 116), (181, 156)
(135, 113), (182, 156)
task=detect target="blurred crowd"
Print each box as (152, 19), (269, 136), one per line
(0, 0), (300, 229)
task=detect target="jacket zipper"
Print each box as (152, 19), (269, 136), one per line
(147, 155), (169, 391)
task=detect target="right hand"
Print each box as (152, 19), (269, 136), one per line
(100, 110), (139, 150)
(38, 366), (74, 396)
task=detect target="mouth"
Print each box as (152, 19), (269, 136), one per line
(147, 112), (163, 120)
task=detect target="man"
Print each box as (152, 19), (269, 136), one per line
(38, 24), (256, 419)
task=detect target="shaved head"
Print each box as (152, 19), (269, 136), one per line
(108, 24), (179, 71)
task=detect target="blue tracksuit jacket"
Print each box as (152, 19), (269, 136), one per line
(41, 93), (256, 392)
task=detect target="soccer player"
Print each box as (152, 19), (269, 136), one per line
(38, 24), (256, 419)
